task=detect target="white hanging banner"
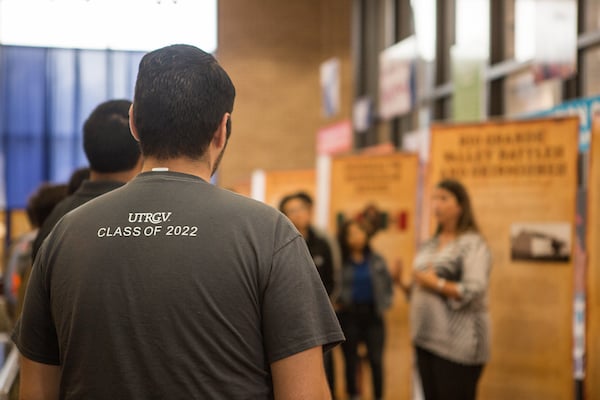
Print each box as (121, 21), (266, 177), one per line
(320, 58), (341, 118)
(378, 36), (417, 120)
(353, 97), (372, 133)
(532, 0), (577, 83)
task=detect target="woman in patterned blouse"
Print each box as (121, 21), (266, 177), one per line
(396, 179), (492, 400)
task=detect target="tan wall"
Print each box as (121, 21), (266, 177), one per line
(216, 0), (353, 188)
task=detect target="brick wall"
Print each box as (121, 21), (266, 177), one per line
(216, 0), (353, 188)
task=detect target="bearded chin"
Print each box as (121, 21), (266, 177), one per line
(211, 139), (228, 177)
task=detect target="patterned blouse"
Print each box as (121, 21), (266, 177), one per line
(410, 231), (492, 365)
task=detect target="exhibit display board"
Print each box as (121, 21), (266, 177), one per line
(262, 169), (316, 210)
(329, 152), (419, 400)
(428, 117), (579, 399)
(586, 113), (600, 400)
(9, 210), (29, 240)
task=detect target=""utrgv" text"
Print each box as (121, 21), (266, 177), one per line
(128, 212), (172, 224)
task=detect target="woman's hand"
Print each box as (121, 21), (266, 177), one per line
(391, 260), (403, 285)
(414, 266), (462, 299)
(413, 267), (440, 291)
(392, 260), (411, 297)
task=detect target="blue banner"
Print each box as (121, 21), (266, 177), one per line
(526, 95), (600, 153)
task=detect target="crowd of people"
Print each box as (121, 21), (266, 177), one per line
(1, 43), (492, 400)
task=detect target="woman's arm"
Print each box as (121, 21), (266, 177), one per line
(450, 236), (492, 307)
(413, 236), (492, 306)
(413, 267), (462, 299)
(392, 260), (413, 299)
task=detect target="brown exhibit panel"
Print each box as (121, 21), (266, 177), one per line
(329, 152), (419, 400)
(9, 210), (31, 241)
(263, 169), (316, 210)
(428, 117), (579, 399)
(586, 114), (600, 400)
(1, 210), (30, 274)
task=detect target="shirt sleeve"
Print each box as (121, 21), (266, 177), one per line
(11, 240), (61, 365)
(448, 235), (492, 310)
(261, 235), (345, 364)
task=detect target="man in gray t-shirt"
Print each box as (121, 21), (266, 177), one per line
(14, 44), (344, 400)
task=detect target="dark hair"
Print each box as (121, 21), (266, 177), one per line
(337, 219), (373, 263)
(83, 99), (141, 173)
(435, 179), (480, 235)
(26, 183), (68, 228)
(132, 44), (236, 160)
(67, 167), (90, 195)
(278, 191), (313, 213)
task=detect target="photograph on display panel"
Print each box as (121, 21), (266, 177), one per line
(510, 222), (572, 262)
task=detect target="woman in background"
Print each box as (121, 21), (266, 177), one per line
(397, 179), (492, 400)
(337, 219), (393, 400)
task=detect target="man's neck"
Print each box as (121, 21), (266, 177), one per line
(142, 157), (212, 182)
(89, 169), (138, 183)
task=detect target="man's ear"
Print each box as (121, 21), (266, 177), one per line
(213, 113), (230, 149)
(129, 104), (140, 142)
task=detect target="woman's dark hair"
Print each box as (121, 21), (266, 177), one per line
(133, 44), (236, 160)
(337, 219), (373, 263)
(435, 179), (480, 235)
(26, 183), (68, 228)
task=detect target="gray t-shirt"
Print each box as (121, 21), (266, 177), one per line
(13, 171), (344, 400)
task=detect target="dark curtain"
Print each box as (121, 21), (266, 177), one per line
(0, 45), (145, 210)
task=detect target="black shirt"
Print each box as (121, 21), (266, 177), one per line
(31, 180), (125, 262)
(305, 227), (336, 296)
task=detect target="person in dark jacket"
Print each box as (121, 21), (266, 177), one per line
(31, 99), (142, 262)
(336, 218), (393, 400)
(279, 191), (340, 396)
(279, 192), (339, 296)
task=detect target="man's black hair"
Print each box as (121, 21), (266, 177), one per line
(132, 44), (236, 160)
(83, 99), (141, 173)
(279, 191), (314, 213)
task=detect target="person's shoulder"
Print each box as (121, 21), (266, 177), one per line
(60, 185), (125, 217)
(459, 230), (485, 241)
(309, 226), (334, 243)
(367, 250), (386, 264)
(458, 231), (489, 250)
(217, 189), (302, 249)
(418, 236), (437, 249)
(213, 187), (290, 221)
(36, 193), (79, 238)
(46, 194), (77, 219)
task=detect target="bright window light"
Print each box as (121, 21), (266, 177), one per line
(515, 0), (535, 62)
(411, 0), (436, 61)
(0, 0), (217, 52)
(455, 0), (490, 58)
